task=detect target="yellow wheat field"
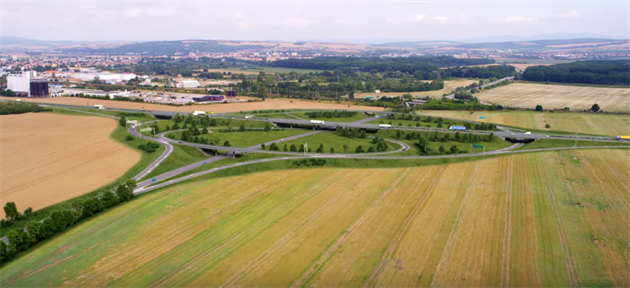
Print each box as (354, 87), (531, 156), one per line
(476, 83), (630, 112)
(1, 150), (628, 287)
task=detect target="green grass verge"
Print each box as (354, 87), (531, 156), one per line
(141, 145), (209, 180)
(375, 129), (512, 156)
(515, 139), (630, 150)
(279, 131), (400, 153)
(498, 124), (609, 137)
(168, 129), (312, 148)
(291, 112), (369, 122)
(147, 118), (272, 133)
(0, 110), (165, 237)
(367, 117), (476, 129)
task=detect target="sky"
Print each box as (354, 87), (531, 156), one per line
(1, 0), (628, 43)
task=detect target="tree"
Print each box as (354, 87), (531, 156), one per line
(119, 116), (127, 127)
(450, 145), (459, 153)
(224, 141), (231, 147)
(343, 144), (349, 154)
(439, 146), (446, 153)
(590, 103), (600, 113)
(330, 147), (335, 153)
(269, 143), (279, 151)
(257, 87), (268, 99)
(125, 135), (134, 141)
(487, 133), (495, 142)
(101, 191), (119, 208)
(239, 125), (246, 132)
(545, 124), (551, 129)
(316, 144), (324, 153)
(4, 202), (19, 221)
(264, 125), (271, 132)
(355, 145), (365, 153)
(23, 207), (33, 216)
(7, 229), (29, 253)
(298, 144), (305, 152)
(535, 104), (543, 112)
(92, 76), (101, 83)
(116, 180), (136, 202)
(290, 144), (297, 152)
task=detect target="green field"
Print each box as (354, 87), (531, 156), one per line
(291, 111), (369, 122)
(375, 129), (512, 156)
(515, 139), (630, 150)
(2, 149), (628, 287)
(229, 62), (330, 74)
(141, 145), (209, 180)
(278, 131), (400, 153)
(168, 129), (311, 148)
(368, 116), (477, 129)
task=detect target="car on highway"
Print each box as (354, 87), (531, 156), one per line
(524, 132), (531, 135)
(510, 133), (515, 136)
(202, 161), (207, 164)
(178, 140), (183, 143)
(546, 135), (550, 138)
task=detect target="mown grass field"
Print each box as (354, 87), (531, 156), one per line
(279, 131), (400, 153)
(2, 149), (628, 287)
(473, 83), (630, 112)
(354, 78), (479, 99)
(368, 116), (475, 129)
(418, 110), (630, 136)
(291, 111), (369, 122)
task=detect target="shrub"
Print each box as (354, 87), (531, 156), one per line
(125, 135), (135, 141)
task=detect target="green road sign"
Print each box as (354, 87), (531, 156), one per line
(473, 144), (484, 148)
(479, 116), (487, 119)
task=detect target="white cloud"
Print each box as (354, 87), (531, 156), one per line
(236, 10), (244, 18)
(413, 14), (426, 21)
(283, 18), (317, 28)
(556, 10), (580, 18)
(147, 7), (176, 17)
(434, 16), (449, 23)
(503, 15), (535, 22)
(334, 19), (345, 23)
(123, 8), (143, 18)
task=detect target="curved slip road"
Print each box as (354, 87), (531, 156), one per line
(134, 144), (629, 194)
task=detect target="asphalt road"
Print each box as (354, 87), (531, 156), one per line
(444, 76), (515, 101)
(128, 123), (175, 181)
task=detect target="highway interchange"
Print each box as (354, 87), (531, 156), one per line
(28, 102), (629, 194)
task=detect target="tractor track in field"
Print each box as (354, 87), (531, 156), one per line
(539, 153), (580, 288)
(218, 171), (374, 288)
(72, 174), (295, 286)
(149, 171), (345, 287)
(362, 168), (447, 288)
(288, 168), (413, 288)
(430, 161), (481, 288)
(500, 156), (514, 288)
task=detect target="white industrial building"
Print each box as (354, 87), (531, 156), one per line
(179, 80), (201, 88)
(71, 72), (137, 82)
(7, 71), (37, 94)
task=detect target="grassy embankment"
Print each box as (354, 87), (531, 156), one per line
(516, 139), (630, 150)
(167, 129), (312, 148)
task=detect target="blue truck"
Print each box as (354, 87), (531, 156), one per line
(449, 126), (467, 131)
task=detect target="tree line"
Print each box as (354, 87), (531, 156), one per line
(0, 180), (137, 265)
(522, 60), (630, 85)
(0, 101), (52, 115)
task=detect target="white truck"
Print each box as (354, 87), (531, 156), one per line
(310, 120), (325, 124)
(94, 104), (105, 110)
(192, 111), (206, 116)
(379, 124), (392, 128)
(244, 115), (255, 119)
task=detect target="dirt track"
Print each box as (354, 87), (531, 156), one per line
(0, 97), (377, 114)
(0, 113), (140, 211)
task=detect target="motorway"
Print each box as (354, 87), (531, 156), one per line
(443, 76), (515, 101)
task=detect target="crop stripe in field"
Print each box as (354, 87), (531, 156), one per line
(3, 183), (193, 285)
(539, 153), (580, 288)
(500, 156), (514, 288)
(362, 168), (447, 288)
(218, 170), (375, 288)
(284, 168), (416, 288)
(592, 150), (630, 189)
(148, 170), (346, 287)
(72, 173), (297, 286)
(430, 161), (481, 288)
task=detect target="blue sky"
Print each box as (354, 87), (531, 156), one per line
(1, 0), (628, 42)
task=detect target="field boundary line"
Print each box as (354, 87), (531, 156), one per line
(218, 170), (375, 288)
(362, 168), (447, 288)
(500, 156), (514, 288)
(539, 153), (580, 288)
(430, 161), (481, 288)
(282, 168), (412, 288)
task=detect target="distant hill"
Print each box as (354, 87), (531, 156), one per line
(454, 38), (628, 50)
(57, 40), (269, 55)
(373, 41), (462, 49)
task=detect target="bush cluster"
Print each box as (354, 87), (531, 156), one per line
(0, 101), (52, 115)
(137, 142), (160, 153)
(292, 159), (327, 167)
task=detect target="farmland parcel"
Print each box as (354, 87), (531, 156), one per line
(0, 113), (140, 210)
(2, 149), (628, 287)
(474, 83), (630, 112)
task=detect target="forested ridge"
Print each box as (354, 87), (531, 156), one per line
(522, 60), (630, 85)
